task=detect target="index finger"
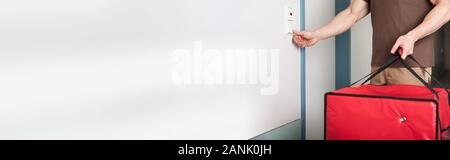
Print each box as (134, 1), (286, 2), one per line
(293, 30), (303, 36)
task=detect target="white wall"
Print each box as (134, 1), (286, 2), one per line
(351, 16), (373, 82)
(0, 0), (301, 139)
(305, 0), (336, 140)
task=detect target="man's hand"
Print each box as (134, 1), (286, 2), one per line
(391, 0), (450, 59)
(291, 0), (370, 48)
(390, 34), (417, 60)
(292, 30), (322, 48)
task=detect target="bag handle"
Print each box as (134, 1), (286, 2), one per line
(408, 56), (450, 103)
(351, 51), (440, 101)
(351, 55), (399, 86)
(398, 57), (440, 100)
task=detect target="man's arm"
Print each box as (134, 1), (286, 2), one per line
(391, 0), (450, 59)
(293, 0), (369, 48)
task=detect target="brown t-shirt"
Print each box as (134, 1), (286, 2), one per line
(364, 0), (435, 67)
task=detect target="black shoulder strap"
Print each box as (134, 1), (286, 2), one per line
(408, 56), (450, 103)
(350, 53), (441, 101)
(351, 55), (399, 86)
(397, 58), (439, 101)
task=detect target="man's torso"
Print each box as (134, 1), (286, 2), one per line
(365, 0), (435, 67)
